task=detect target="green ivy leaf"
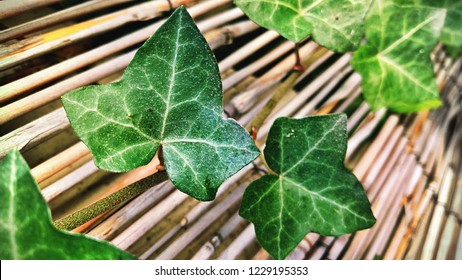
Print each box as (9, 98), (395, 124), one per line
(351, 0), (446, 112)
(394, 0), (462, 53)
(0, 150), (135, 260)
(240, 114), (375, 260)
(234, 0), (373, 52)
(62, 7), (259, 201)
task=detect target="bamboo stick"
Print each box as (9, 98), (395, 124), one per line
(0, 107), (69, 157)
(0, 0), (227, 104)
(31, 141), (90, 185)
(0, 0), (130, 42)
(222, 40), (297, 94)
(191, 212), (245, 260)
(292, 65), (354, 118)
(41, 160), (99, 202)
(0, 1), (245, 125)
(196, 7), (245, 34)
(39, 152), (93, 189)
(155, 183), (246, 259)
(216, 223), (255, 260)
(139, 171), (250, 259)
(86, 181), (174, 239)
(219, 30), (280, 73)
(347, 109), (387, 164)
(257, 53), (350, 141)
(0, 0), (197, 71)
(351, 115), (398, 180)
(205, 21), (258, 50)
(0, 0), (62, 20)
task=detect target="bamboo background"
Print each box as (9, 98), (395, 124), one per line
(1, 0), (461, 260)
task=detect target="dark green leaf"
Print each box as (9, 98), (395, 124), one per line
(351, 0), (446, 112)
(234, 0), (373, 52)
(240, 114), (375, 260)
(0, 150), (135, 260)
(62, 7), (259, 201)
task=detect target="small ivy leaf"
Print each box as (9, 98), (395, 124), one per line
(240, 114), (375, 260)
(351, 0), (446, 112)
(0, 150), (135, 260)
(234, 0), (373, 52)
(62, 7), (259, 201)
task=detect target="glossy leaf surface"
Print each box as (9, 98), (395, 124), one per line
(234, 0), (373, 52)
(240, 115), (376, 259)
(62, 7), (259, 201)
(0, 150), (135, 260)
(351, 0), (445, 112)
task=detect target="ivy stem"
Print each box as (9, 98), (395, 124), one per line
(54, 171), (169, 231)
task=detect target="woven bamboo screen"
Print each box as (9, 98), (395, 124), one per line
(1, 0), (461, 260)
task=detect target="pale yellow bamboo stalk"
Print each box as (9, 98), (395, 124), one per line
(351, 115), (399, 181)
(219, 30), (280, 73)
(216, 223), (255, 260)
(156, 183), (246, 259)
(0, 0), (130, 42)
(257, 53), (350, 141)
(0, 0), (228, 103)
(41, 160), (99, 202)
(0, 0), (196, 71)
(346, 109), (388, 164)
(31, 141), (90, 185)
(205, 20), (258, 50)
(191, 212), (246, 260)
(0, 107), (69, 157)
(87, 181), (174, 239)
(0, 0), (62, 20)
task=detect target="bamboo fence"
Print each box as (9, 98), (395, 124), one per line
(1, 0), (461, 260)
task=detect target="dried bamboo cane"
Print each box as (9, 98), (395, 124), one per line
(216, 223), (255, 260)
(0, 0), (197, 71)
(0, 0), (62, 20)
(86, 181), (174, 239)
(31, 141), (90, 185)
(41, 160), (99, 202)
(0, 0), (228, 103)
(138, 170), (252, 259)
(218, 30), (280, 73)
(257, 53), (351, 141)
(0, 0), (130, 42)
(155, 183), (246, 259)
(0, 108), (69, 157)
(191, 212), (246, 260)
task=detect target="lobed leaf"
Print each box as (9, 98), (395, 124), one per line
(62, 7), (259, 201)
(240, 114), (375, 260)
(234, 0), (373, 52)
(0, 150), (135, 260)
(351, 0), (446, 112)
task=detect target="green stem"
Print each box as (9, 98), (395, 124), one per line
(54, 171), (169, 231)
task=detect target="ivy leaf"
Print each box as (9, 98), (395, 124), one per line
(394, 0), (462, 53)
(234, 0), (373, 52)
(240, 114), (375, 260)
(0, 150), (135, 260)
(351, 0), (446, 112)
(62, 7), (259, 201)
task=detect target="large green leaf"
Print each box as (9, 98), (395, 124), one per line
(240, 114), (375, 260)
(0, 150), (135, 260)
(62, 7), (259, 201)
(234, 0), (373, 52)
(394, 0), (462, 52)
(351, 0), (446, 112)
